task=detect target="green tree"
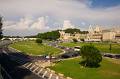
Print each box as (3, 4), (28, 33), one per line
(72, 38), (78, 43)
(80, 31), (88, 34)
(64, 28), (88, 34)
(0, 16), (3, 40)
(80, 39), (84, 42)
(36, 38), (42, 44)
(64, 28), (81, 34)
(80, 45), (102, 67)
(37, 30), (60, 40)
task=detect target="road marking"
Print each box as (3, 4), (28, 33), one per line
(26, 63), (32, 68)
(48, 73), (52, 79)
(2, 50), (9, 55)
(30, 64), (35, 70)
(33, 67), (39, 72)
(23, 63), (29, 67)
(56, 76), (59, 79)
(37, 68), (43, 75)
(42, 71), (47, 78)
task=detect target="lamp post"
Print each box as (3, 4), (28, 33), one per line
(109, 40), (112, 53)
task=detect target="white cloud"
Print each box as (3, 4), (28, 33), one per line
(3, 16), (50, 36)
(1, 0), (120, 21)
(30, 17), (49, 30)
(62, 20), (74, 30)
(0, 0), (120, 36)
(3, 16), (32, 30)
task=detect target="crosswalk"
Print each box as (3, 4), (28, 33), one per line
(22, 62), (65, 79)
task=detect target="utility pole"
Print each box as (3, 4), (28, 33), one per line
(109, 40), (112, 53)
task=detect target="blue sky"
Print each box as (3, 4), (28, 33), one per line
(0, 0), (120, 36)
(89, 0), (120, 8)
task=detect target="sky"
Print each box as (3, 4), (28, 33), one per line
(0, 0), (120, 36)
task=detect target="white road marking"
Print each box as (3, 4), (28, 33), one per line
(23, 63), (29, 67)
(48, 73), (52, 79)
(37, 68), (43, 75)
(30, 64), (35, 70)
(42, 71), (47, 78)
(26, 63), (32, 68)
(56, 76), (59, 79)
(33, 67), (39, 72)
(2, 50), (9, 55)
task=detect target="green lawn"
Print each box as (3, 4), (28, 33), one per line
(10, 41), (62, 56)
(50, 57), (120, 79)
(59, 42), (120, 54)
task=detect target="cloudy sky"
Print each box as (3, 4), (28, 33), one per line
(0, 0), (120, 36)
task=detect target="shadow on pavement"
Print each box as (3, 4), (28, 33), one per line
(0, 49), (42, 79)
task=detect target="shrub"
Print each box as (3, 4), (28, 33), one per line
(73, 38), (78, 43)
(80, 45), (102, 67)
(36, 38), (42, 44)
(80, 39), (84, 42)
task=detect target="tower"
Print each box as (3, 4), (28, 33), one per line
(88, 25), (94, 34)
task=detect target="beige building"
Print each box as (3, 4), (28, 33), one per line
(59, 31), (87, 41)
(103, 32), (116, 41)
(59, 31), (72, 41)
(86, 25), (102, 42)
(59, 25), (120, 42)
(115, 34), (120, 42)
(86, 25), (120, 42)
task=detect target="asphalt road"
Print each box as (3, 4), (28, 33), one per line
(0, 46), (44, 79)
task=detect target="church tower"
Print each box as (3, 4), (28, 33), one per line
(88, 25), (94, 34)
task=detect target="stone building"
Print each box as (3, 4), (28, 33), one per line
(59, 25), (120, 42)
(102, 32), (116, 41)
(86, 25), (120, 42)
(86, 25), (102, 42)
(59, 31), (87, 42)
(59, 31), (72, 42)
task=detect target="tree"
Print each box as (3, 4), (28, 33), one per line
(36, 38), (42, 44)
(80, 31), (88, 34)
(64, 28), (88, 34)
(64, 28), (81, 34)
(0, 16), (3, 40)
(80, 45), (102, 67)
(72, 38), (78, 43)
(80, 39), (84, 42)
(37, 30), (60, 40)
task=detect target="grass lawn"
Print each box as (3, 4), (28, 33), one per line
(50, 57), (120, 79)
(10, 41), (62, 56)
(59, 42), (120, 54)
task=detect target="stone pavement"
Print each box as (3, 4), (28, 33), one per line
(22, 61), (72, 79)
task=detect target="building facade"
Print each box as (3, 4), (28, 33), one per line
(59, 25), (120, 42)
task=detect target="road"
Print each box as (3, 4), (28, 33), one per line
(0, 40), (66, 79)
(2, 47), (65, 79)
(0, 40), (43, 79)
